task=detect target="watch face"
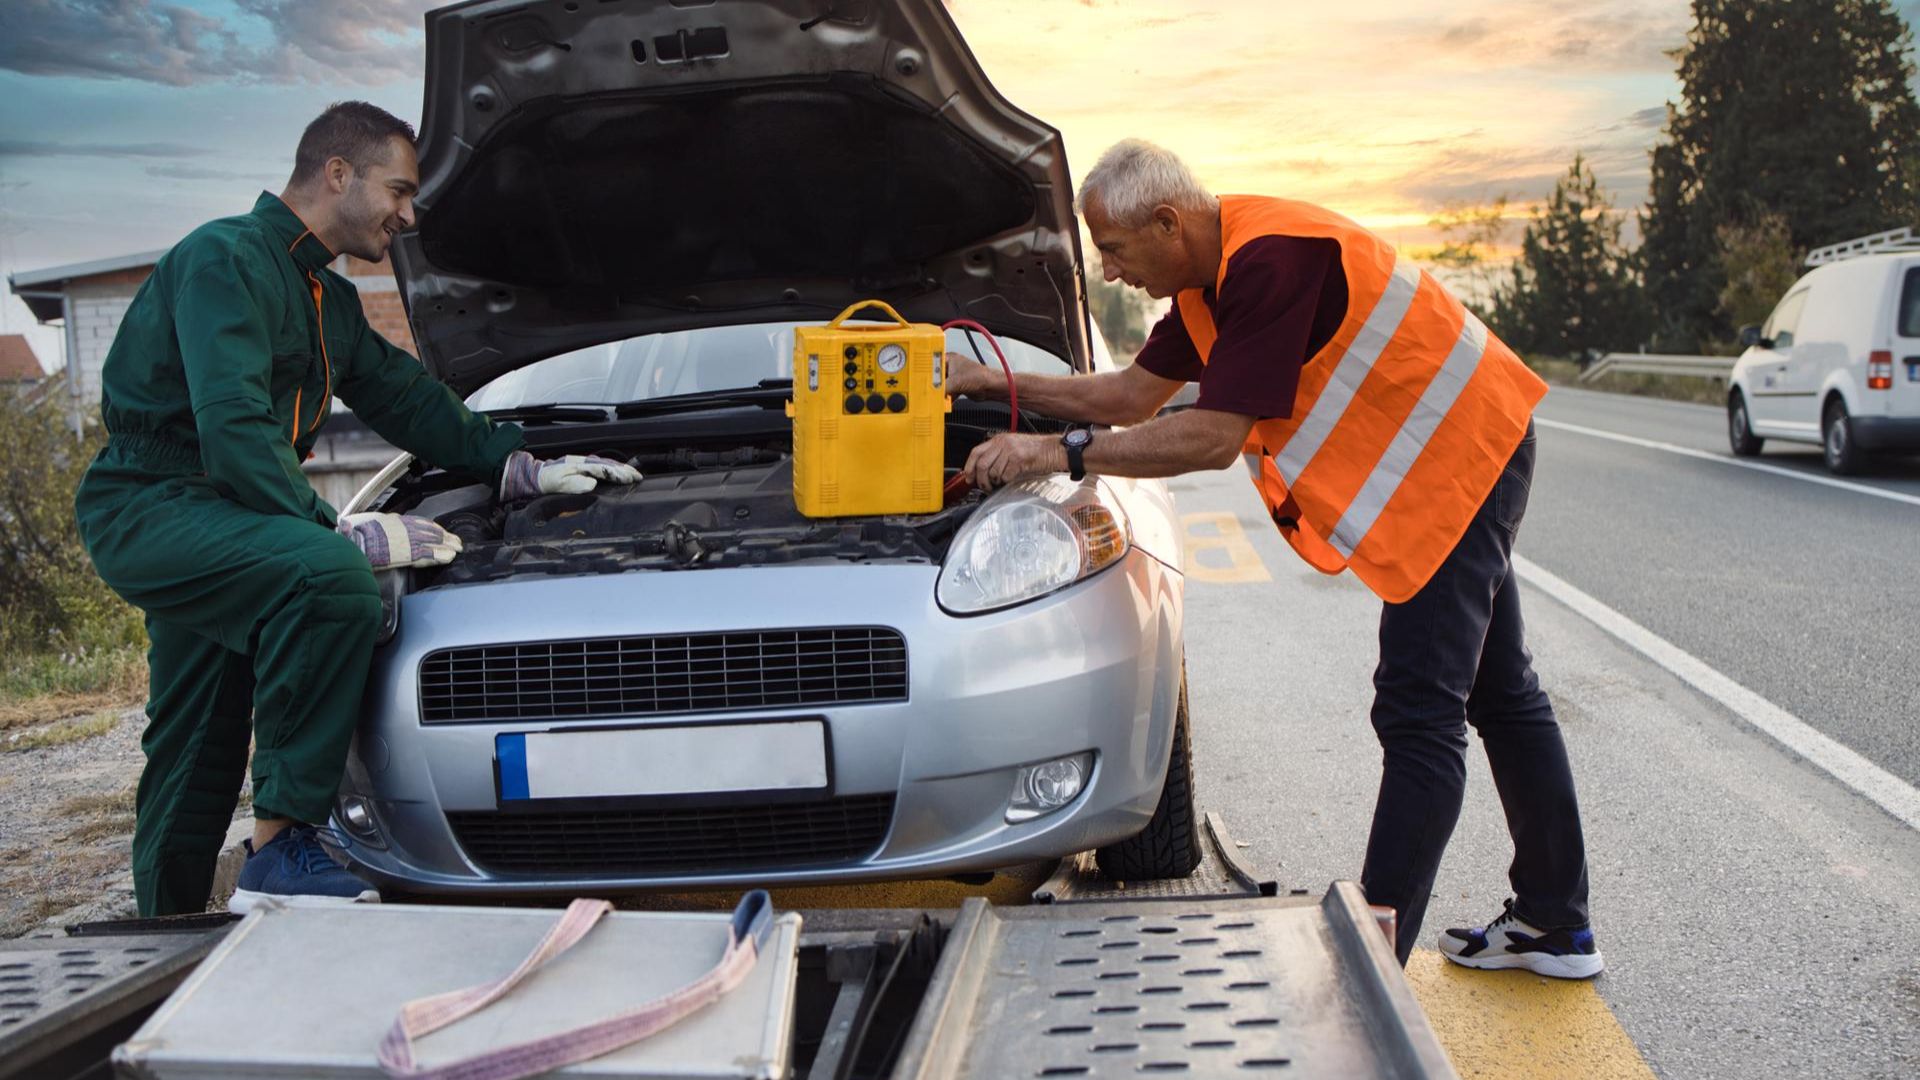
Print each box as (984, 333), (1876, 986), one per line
(1065, 429), (1092, 448)
(876, 343), (908, 374)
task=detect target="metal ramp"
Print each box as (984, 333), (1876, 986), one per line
(888, 885), (1451, 1079)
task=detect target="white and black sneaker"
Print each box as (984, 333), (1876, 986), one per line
(1437, 898), (1604, 979)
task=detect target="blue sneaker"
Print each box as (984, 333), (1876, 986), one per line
(1437, 898), (1604, 979)
(229, 825), (380, 913)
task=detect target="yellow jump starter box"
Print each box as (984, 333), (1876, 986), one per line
(788, 301), (952, 517)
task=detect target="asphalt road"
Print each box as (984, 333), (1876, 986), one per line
(1526, 387), (1920, 785)
(1167, 389), (1920, 1078)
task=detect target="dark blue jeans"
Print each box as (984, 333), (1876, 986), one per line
(1359, 423), (1591, 964)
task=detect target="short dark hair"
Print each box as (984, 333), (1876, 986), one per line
(290, 101), (416, 185)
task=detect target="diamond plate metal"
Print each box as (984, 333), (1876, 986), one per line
(0, 930), (224, 1080)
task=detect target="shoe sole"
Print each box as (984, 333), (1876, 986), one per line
(228, 888), (381, 915)
(1440, 947), (1604, 979)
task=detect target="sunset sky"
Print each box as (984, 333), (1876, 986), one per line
(2, 0), (1916, 369)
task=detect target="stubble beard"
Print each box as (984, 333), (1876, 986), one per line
(336, 182), (390, 262)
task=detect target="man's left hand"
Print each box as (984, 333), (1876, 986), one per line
(963, 433), (1067, 492)
(500, 450), (643, 500)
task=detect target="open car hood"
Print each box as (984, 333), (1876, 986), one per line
(395, 0), (1091, 396)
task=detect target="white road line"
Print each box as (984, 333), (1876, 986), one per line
(1535, 417), (1920, 508)
(1514, 554), (1920, 833)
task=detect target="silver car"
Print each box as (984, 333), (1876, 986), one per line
(331, 0), (1195, 896)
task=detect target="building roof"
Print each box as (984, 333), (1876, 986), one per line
(0, 335), (44, 382)
(9, 250), (167, 323)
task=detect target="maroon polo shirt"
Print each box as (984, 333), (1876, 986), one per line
(1133, 235), (1349, 420)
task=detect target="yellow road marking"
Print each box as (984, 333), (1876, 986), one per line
(1405, 950), (1654, 1079)
(1181, 511), (1272, 583)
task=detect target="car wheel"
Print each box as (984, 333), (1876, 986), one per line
(1095, 663), (1202, 881)
(1823, 397), (1866, 476)
(1727, 392), (1763, 457)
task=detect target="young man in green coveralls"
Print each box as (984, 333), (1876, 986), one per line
(74, 103), (641, 916)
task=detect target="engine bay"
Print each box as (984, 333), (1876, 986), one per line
(370, 402), (1065, 590)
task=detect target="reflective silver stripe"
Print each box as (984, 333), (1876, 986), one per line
(1328, 312), (1490, 558)
(1273, 253), (1424, 485)
(1241, 451), (1264, 482)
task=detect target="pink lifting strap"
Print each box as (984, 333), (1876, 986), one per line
(377, 890), (776, 1080)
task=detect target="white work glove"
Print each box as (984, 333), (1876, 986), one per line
(499, 450), (643, 500)
(336, 513), (464, 570)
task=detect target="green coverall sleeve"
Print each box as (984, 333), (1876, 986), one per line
(175, 257), (336, 527)
(334, 317), (524, 484)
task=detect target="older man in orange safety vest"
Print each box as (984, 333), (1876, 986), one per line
(945, 139), (1602, 978)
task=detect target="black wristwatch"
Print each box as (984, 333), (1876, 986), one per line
(1061, 426), (1094, 481)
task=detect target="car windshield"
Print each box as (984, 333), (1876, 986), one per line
(467, 320), (1072, 411)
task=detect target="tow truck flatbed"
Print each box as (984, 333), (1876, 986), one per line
(0, 815), (1454, 1079)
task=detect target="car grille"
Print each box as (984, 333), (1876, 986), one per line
(418, 627), (908, 723)
(446, 795), (896, 875)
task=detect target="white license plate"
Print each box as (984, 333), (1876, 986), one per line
(496, 721), (828, 802)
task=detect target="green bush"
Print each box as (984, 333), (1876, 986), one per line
(0, 383), (145, 672)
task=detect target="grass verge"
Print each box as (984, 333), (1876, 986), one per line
(4, 710), (121, 752)
(0, 646), (146, 732)
(1527, 356), (1729, 407)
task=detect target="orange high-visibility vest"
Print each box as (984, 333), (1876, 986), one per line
(1176, 196), (1547, 602)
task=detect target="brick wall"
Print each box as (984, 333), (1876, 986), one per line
(70, 279), (147, 408)
(341, 254), (417, 356)
(354, 286), (418, 355)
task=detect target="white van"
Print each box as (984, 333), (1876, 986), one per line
(1728, 243), (1920, 474)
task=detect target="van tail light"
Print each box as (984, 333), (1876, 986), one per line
(1868, 351), (1893, 390)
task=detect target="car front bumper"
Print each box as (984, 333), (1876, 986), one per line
(336, 551), (1184, 895)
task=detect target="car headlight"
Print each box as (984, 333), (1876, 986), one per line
(937, 478), (1131, 614)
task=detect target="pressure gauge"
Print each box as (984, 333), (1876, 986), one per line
(876, 343), (907, 374)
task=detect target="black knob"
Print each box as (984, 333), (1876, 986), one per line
(845, 394), (865, 414)
(844, 345), (860, 360)
(887, 393), (907, 412)
(866, 393), (886, 414)
(844, 377), (858, 391)
(843, 361), (858, 375)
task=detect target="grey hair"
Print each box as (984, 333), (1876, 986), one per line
(1077, 139), (1216, 228)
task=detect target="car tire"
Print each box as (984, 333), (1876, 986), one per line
(1727, 391), (1763, 457)
(1095, 665), (1202, 881)
(1823, 397), (1866, 476)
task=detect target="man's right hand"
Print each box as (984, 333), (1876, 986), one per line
(943, 351), (1003, 399)
(337, 512), (463, 570)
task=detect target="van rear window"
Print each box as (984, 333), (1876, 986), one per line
(1901, 268), (1920, 337)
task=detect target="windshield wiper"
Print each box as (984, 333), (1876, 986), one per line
(614, 381), (794, 419)
(480, 403), (615, 425)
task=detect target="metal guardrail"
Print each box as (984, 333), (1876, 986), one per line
(1580, 352), (1736, 383)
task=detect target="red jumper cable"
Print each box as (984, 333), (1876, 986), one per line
(940, 319), (1020, 499)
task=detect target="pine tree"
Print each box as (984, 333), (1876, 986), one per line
(1716, 211), (1801, 331)
(1641, 0), (1920, 350)
(1085, 256), (1151, 358)
(1426, 196), (1512, 318)
(1490, 155), (1644, 359)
